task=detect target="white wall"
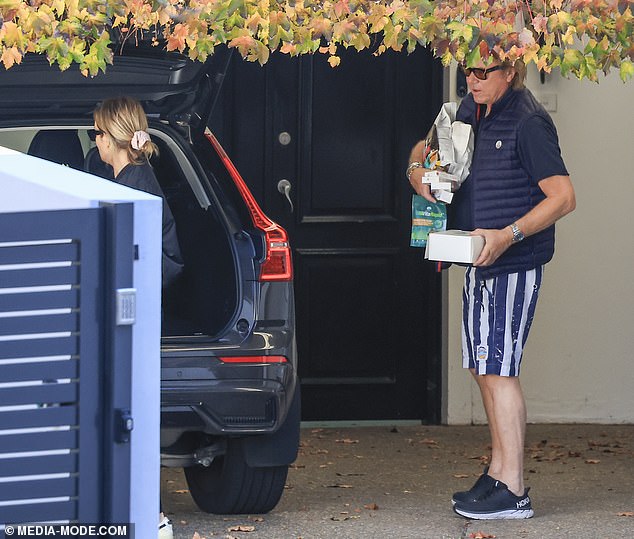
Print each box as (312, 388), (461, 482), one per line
(444, 67), (634, 424)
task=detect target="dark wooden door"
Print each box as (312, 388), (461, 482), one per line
(213, 47), (444, 422)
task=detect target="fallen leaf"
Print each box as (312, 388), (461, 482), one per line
(617, 512), (634, 517)
(227, 525), (256, 532)
(585, 459), (601, 464)
(249, 516), (264, 522)
(335, 438), (359, 444)
(364, 503), (379, 510)
(173, 489), (189, 494)
(588, 439), (611, 447)
(470, 533), (496, 539)
(330, 514), (360, 521)
(453, 473), (470, 478)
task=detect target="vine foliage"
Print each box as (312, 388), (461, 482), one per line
(0, 0), (632, 81)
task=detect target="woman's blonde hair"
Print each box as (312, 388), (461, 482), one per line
(94, 96), (158, 165)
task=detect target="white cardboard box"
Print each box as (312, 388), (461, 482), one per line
(423, 170), (459, 183)
(425, 230), (485, 263)
(432, 190), (454, 203)
(424, 180), (455, 191)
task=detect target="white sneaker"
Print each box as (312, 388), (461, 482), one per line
(158, 516), (173, 539)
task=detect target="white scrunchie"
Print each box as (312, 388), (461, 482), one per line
(131, 130), (151, 150)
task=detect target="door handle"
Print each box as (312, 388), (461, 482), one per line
(277, 179), (294, 212)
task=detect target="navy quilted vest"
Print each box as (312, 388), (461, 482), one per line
(450, 88), (556, 278)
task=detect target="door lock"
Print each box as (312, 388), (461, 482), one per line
(277, 179), (294, 212)
(278, 132), (292, 146)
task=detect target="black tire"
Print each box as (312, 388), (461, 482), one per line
(184, 439), (289, 514)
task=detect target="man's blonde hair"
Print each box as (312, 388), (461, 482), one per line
(501, 59), (527, 90)
(94, 96), (158, 165)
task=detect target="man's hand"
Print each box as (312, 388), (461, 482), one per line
(472, 227), (513, 266)
(409, 168), (436, 202)
(407, 141), (436, 202)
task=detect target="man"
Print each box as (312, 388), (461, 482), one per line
(408, 58), (575, 519)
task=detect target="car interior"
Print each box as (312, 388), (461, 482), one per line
(0, 127), (239, 340)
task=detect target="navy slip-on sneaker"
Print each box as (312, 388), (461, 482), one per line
(453, 480), (534, 520)
(451, 466), (495, 506)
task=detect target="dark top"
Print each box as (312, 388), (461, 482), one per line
(115, 162), (184, 287)
(452, 88), (568, 278)
(517, 115), (569, 182)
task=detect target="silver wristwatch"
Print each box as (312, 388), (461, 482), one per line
(510, 222), (525, 243)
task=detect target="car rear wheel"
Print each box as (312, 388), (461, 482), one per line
(184, 439), (289, 514)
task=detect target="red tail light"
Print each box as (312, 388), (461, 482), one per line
(206, 130), (292, 282)
(219, 355), (288, 364)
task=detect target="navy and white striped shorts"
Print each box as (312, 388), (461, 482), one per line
(462, 266), (543, 377)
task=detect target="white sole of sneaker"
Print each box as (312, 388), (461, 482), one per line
(454, 507), (534, 520)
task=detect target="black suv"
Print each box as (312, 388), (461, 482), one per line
(0, 48), (299, 515)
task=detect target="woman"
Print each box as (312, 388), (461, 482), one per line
(92, 96), (184, 289)
(92, 96), (179, 539)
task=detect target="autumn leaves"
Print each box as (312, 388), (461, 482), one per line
(0, 1), (632, 80)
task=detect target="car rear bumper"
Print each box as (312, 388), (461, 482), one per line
(161, 362), (295, 442)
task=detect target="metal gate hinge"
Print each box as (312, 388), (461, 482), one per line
(116, 288), (136, 325)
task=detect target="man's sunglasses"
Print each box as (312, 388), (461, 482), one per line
(87, 128), (106, 141)
(460, 64), (504, 81)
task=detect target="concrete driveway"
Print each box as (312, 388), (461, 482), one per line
(161, 423), (634, 538)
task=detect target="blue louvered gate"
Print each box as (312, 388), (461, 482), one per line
(0, 204), (134, 531)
